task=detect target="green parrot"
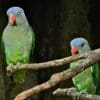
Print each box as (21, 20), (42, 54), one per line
(70, 37), (100, 94)
(2, 7), (35, 84)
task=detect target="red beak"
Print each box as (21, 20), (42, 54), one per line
(71, 47), (78, 55)
(9, 15), (16, 25)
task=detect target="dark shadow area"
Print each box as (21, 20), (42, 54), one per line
(88, 0), (100, 48)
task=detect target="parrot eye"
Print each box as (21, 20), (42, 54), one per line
(80, 43), (84, 47)
(17, 11), (21, 16)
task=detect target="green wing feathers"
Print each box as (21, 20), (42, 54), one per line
(2, 27), (35, 84)
(92, 63), (100, 90)
(70, 60), (96, 94)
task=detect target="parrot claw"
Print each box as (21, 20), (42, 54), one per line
(7, 63), (14, 76)
(16, 62), (21, 69)
(67, 87), (77, 100)
(67, 87), (77, 95)
(77, 90), (87, 100)
(67, 88), (87, 100)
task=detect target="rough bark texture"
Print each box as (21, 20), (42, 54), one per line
(0, 0), (91, 100)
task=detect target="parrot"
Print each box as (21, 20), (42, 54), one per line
(70, 37), (100, 94)
(2, 6), (35, 84)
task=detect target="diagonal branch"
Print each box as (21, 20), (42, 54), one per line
(53, 88), (100, 100)
(14, 48), (100, 100)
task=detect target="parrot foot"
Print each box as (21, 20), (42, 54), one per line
(15, 62), (21, 71)
(7, 63), (14, 76)
(77, 90), (87, 100)
(67, 87), (77, 95)
(16, 62), (21, 68)
(67, 87), (77, 100)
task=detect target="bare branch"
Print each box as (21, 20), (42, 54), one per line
(14, 66), (84, 100)
(7, 52), (85, 73)
(7, 48), (100, 74)
(14, 48), (100, 100)
(53, 88), (100, 100)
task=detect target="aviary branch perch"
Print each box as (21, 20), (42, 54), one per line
(53, 88), (100, 100)
(14, 49), (100, 100)
(7, 53), (85, 73)
(7, 48), (100, 73)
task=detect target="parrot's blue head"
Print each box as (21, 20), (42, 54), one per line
(70, 37), (91, 55)
(7, 6), (28, 26)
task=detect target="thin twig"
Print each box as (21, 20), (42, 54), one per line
(53, 88), (100, 100)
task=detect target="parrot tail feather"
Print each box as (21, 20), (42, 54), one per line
(13, 70), (26, 84)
